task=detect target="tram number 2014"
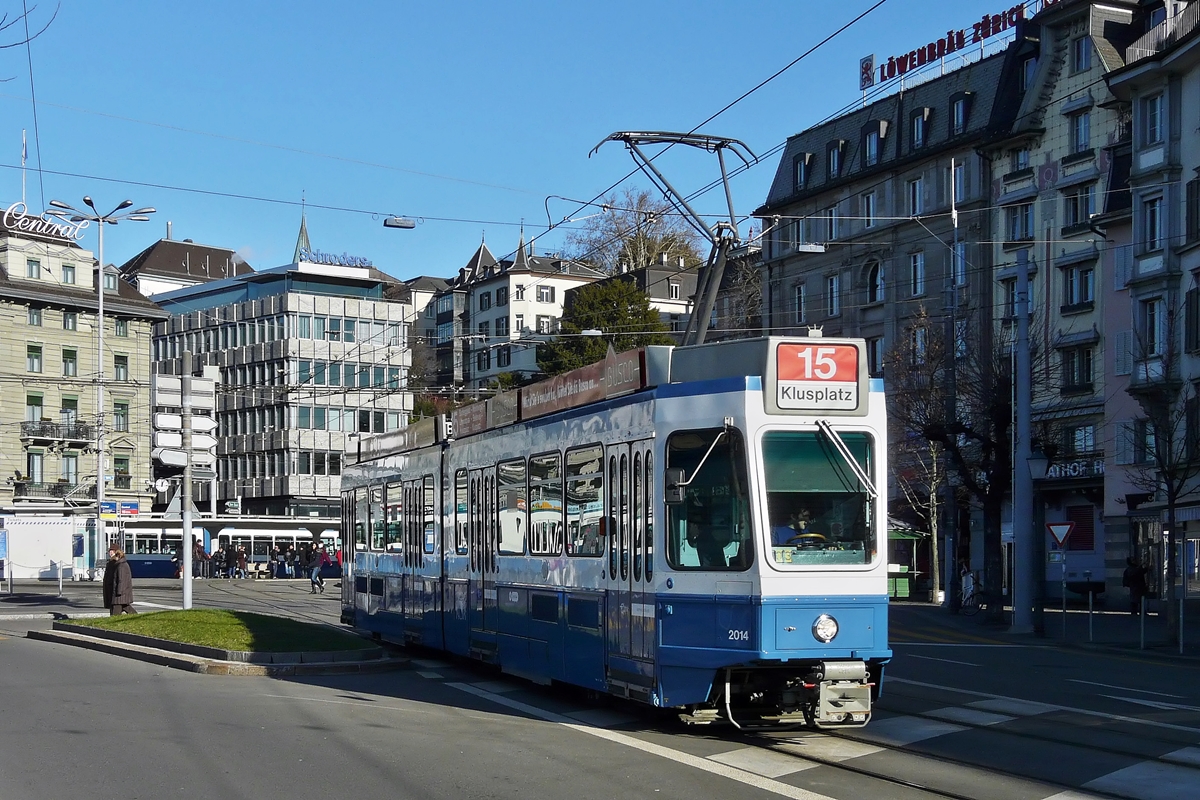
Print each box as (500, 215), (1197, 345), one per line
(727, 629), (750, 642)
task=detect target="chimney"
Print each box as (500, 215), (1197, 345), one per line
(659, 253), (670, 265)
(678, 256), (685, 267)
(166, 221), (172, 240)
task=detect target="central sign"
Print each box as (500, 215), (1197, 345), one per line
(2, 201), (90, 243)
(775, 343), (861, 411)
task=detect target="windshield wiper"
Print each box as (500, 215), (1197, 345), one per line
(816, 420), (877, 500)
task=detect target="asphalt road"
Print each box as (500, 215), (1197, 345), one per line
(1, 581), (1198, 800)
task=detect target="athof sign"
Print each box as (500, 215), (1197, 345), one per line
(862, 3), (1025, 87)
(298, 247), (373, 268)
(3, 201), (89, 242)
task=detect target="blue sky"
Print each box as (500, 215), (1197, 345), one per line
(0, 0), (1021, 281)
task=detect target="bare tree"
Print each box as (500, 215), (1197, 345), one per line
(1123, 292), (1200, 637)
(890, 430), (946, 604)
(886, 305), (1017, 624)
(563, 188), (705, 275)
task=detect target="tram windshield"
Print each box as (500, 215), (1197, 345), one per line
(763, 431), (876, 566)
(666, 427), (753, 571)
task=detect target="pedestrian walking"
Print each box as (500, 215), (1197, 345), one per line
(102, 546), (138, 615)
(225, 545), (238, 579)
(1123, 557), (1149, 614)
(236, 545), (248, 579)
(308, 550), (325, 593)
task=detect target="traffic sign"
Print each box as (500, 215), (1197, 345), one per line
(100, 500), (118, 520)
(1047, 522), (1075, 546)
(192, 467), (217, 481)
(154, 431), (184, 449)
(152, 447), (189, 467)
(154, 412), (183, 430)
(190, 416), (218, 433)
(189, 451), (217, 467)
(191, 433), (219, 450)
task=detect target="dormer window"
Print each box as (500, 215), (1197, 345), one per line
(861, 120), (888, 167)
(910, 108), (930, 150)
(792, 153), (811, 192)
(950, 93), (973, 136)
(827, 141), (845, 179)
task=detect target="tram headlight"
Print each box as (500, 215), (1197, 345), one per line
(812, 614), (839, 643)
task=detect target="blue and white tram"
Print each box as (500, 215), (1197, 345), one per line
(341, 334), (891, 728)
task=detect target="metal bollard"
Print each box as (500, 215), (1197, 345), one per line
(1181, 597), (1185, 657)
(1088, 588), (1094, 642)
(56, 560), (63, 597)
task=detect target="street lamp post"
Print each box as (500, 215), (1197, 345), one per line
(47, 198), (155, 575)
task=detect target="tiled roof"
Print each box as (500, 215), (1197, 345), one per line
(119, 238), (253, 283)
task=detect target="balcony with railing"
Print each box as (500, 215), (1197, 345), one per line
(19, 420), (95, 446)
(1127, 4), (1200, 63)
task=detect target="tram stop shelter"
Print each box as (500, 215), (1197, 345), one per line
(887, 517), (928, 600)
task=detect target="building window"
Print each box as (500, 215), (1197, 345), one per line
(1071, 36), (1092, 73)
(668, 281), (680, 300)
(1006, 202), (1034, 241)
(27, 345), (42, 373)
(1141, 297), (1166, 356)
(952, 162), (966, 203)
(1070, 111), (1090, 154)
(907, 177), (923, 216)
(496, 287), (509, 306)
(436, 322), (454, 344)
(1064, 185), (1096, 229)
(951, 97), (967, 135)
(537, 285), (555, 303)
(828, 144), (841, 178)
(114, 318), (128, 337)
(114, 355), (129, 381)
(1067, 423), (1096, 454)
(867, 337), (884, 377)
(479, 291), (491, 311)
(62, 264), (75, 284)
(793, 283), (806, 324)
(866, 263), (884, 304)
(825, 274), (840, 316)
(909, 252), (925, 296)
(793, 154), (809, 191)
(1062, 347), (1094, 390)
(1012, 147), (1030, 172)
(497, 346), (511, 368)
(477, 321), (490, 339)
(1142, 94), (1163, 146)
(910, 326), (927, 365)
(865, 130), (880, 166)
(953, 242), (967, 286)
(911, 113), (926, 149)
(1000, 278), (1016, 319)
(496, 316), (509, 337)
(1064, 264), (1095, 306)
(515, 314), (525, 332)
(103, 272), (117, 291)
(25, 394), (42, 422)
(1020, 57), (1037, 91)
(436, 295), (453, 314)
(61, 311), (77, 331)
(862, 192), (875, 228)
(823, 207), (839, 240)
(1143, 195), (1163, 251)
(515, 284), (525, 301)
(28, 307), (41, 326)
(62, 349), (77, 377)
(536, 315), (552, 334)
(476, 349), (491, 371)
(113, 402), (129, 432)
(26, 258), (40, 279)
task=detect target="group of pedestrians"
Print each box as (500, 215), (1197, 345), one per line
(209, 545), (249, 579)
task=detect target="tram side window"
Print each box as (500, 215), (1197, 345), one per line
(565, 444), (604, 556)
(645, 452), (654, 580)
(385, 482), (402, 551)
(666, 428), (753, 571)
(763, 431), (875, 566)
(423, 476), (435, 555)
(455, 469), (468, 554)
(370, 486), (386, 550)
(528, 451), (562, 556)
(355, 488), (368, 547)
(497, 458), (527, 554)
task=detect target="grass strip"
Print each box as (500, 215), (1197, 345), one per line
(72, 609), (369, 653)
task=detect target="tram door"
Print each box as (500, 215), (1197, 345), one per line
(468, 467), (499, 638)
(605, 440), (654, 688)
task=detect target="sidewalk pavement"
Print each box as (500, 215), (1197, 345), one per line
(889, 596), (1200, 661)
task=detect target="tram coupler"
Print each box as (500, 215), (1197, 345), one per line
(809, 660), (871, 728)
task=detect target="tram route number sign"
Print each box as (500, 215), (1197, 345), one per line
(776, 343), (861, 412)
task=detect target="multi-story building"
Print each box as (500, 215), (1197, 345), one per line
(1104, 0), (1200, 599)
(574, 255), (698, 337)
(437, 238), (602, 391)
(0, 202), (166, 564)
(150, 252), (412, 518)
(981, 0), (1150, 598)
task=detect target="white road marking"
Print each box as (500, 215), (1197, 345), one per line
(133, 602), (180, 610)
(1100, 695), (1200, 713)
(853, 715), (966, 746)
(1043, 792), (1108, 799)
(890, 677), (1200, 734)
(905, 654), (981, 667)
(709, 747), (815, 778)
(470, 680), (518, 694)
(1084, 759), (1200, 800)
(776, 736), (883, 761)
(412, 659), (446, 669)
(449, 682), (838, 800)
(1068, 679), (1183, 698)
(968, 698), (1059, 716)
(1163, 747), (1200, 767)
(417, 671), (442, 680)
(924, 707), (1015, 726)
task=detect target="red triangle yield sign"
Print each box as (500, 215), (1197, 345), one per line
(1047, 522), (1074, 546)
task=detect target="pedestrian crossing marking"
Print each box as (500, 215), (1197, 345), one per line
(1162, 747), (1200, 767)
(776, 736), (883, 762)
(853, 715), (966, 746)
(1084, 759), (1200, 800)
(417, 671), (442, 680)
(412, 659), (445, 669)
(470, 680), (519, 694)
(925, 706), (1015, 726)
(564, 708), (638, 728)
(968, 697), (1058, 716)
(709, 747), (815, 778)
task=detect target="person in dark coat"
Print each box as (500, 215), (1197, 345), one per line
(102, 546), (138, 615)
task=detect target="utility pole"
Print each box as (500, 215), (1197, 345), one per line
(182, 351), (193, 610)
(1012, 249), (1034, 632)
